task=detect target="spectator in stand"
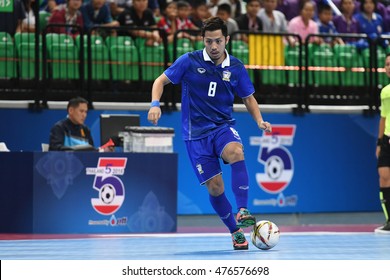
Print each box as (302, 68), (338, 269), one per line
(40, 0), (66, 12)
(176, 1), (200, 41)
(148, 0), (161, 17)
(80, 0), (120, 35)
(208, 0), (246, 18)
(258, 0), (288, 33)
(47, 0), (84, 38)
(117, 0), (161, 46)
(288, 0), (320, 45)
(355, 0), (388, 20)
(235, 0), (263, 43)
(0, 0), (25, 36)
(21, 0), (36, 33)
(317, 1), (344, 45)
(217, 3), (240, 38)
(276, 0), (300, 21)
(333, 0), (359, 43)
(109, 0), (131, 19)
(354, 0), (388, 49)
(157, 1), (179, 43)
(190, 0), (211, 29)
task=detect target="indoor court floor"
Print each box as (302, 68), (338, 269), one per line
(1, 232), (390, 260)
(1, 213), (389, 260)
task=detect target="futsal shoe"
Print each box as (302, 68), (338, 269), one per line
(231, 228), (248, 250)
(236, 208), (256, 228)
(374, 221), (390, 234)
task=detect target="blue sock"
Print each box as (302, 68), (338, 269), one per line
(209, 193), (238, 233)
(231, 160), (249, 210)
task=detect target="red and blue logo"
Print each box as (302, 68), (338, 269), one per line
(250, 125), (296, 194)
(88, 158), (127, 216)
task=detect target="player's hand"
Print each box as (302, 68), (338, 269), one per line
(259, 120), (272, 133)
(148, 106), (162, 125)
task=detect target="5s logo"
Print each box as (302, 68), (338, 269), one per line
(250, 125), (296, 194)
(87, 158), (127, 215)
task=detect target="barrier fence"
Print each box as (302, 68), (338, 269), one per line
(0, 26), (388, 112)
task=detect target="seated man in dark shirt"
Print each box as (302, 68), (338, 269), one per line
(49, 97), (95, 151)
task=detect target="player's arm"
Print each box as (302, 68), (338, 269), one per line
(148, 73), (171, 125)
(242, 94), (272, 132)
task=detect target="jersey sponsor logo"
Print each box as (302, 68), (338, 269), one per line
(250, 125), (297, 207)
(197, 68), (206, 74)
(222, 70), (231, 81)
(88, 157), (127, 216)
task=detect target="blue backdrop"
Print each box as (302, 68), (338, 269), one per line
(0, 108), (381, 214)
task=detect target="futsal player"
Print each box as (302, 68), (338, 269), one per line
(147, 17), (272, 249)
(376, 53), (390, 234)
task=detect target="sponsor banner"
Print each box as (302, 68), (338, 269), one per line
(0, 109), (380, 215)
(32, 152), (178, 233)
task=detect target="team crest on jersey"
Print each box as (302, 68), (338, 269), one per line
(222, 70), (231, 81)
(197, 68), (206, 74)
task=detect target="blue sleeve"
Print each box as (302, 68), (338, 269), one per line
(164, 53), (190, 85)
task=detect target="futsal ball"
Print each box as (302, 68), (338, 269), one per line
(251, 220), (280, 250)
(100, 185), (115, 204)
(265, 156), (284, 180)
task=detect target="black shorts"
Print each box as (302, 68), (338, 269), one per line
(378, 135), (390, 167)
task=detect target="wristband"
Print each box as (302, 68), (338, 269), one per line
(377, 138), (383, 146)
(151, 100), (160, 107)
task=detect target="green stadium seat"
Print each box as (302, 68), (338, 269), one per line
(285, 45), (305, 86)
(194, 39), (203, 50)
(333, 44), (365, 87)
(75, 34), (109, 80)
(169, 38), (194, 61)
(14, 33), (42, 79)
(310, 44), (339, 86)
(39, 11), (51, 33)
(0, 32), (17, 78)
(230, 40), (254, 82)
(107, 36), (139, 81)
(362, 47), (386, 87)
(45, 33), (78, 79)
(376, 47), (388, 87)
(50, 45), (79, 80)
(139, 44), (165, 81)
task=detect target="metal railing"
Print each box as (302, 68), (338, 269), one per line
(0, 26), (388, 113)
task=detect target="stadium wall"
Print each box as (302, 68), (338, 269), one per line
(0, 105), (380, 214)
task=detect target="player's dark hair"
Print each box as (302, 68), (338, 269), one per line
(201, 17), (228, 37)
(67, 97), (88, 111)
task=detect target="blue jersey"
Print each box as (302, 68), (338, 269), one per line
(164, 49), (254, 140)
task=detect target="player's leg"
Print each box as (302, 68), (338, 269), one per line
(217, 127), (256, 228)
(185, 136), (248, 249)
(205, 175), (248, 250)
(377, 167), (390, 233)
(376, 135), (390, 234)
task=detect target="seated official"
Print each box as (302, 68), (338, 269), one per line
(49, 97), (95, 151)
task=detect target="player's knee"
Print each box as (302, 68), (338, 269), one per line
(206, 177), (224, 196)
(380, 177), (390, 187)
(225, 145), (244, 162)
